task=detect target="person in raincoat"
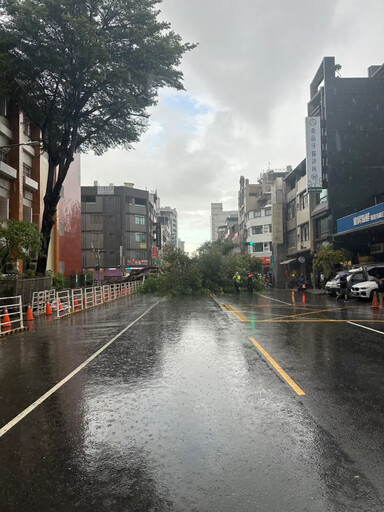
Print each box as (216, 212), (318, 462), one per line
(247, 273), (253, 293)
(233, 271), (241, 293)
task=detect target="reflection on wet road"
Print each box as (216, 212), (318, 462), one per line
(0, 291), (383, 511)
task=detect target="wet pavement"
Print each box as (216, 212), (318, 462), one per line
(0, 291), (383, 511)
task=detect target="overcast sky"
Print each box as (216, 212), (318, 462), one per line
(81, 0), (384, 254)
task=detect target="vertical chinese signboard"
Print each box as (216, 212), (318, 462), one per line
(305, 117), (322, 192)
(272, 203), (283, 244)
(155, 222), (162, 249)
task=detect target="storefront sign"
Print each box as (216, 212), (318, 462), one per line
(261, 257), (271, 265)
(272, 204), (283, 243)
(337, 202), (384, 233)
(152, 247), (158, 258)
(126, 259), (148, 266)
(305, 117), (322, 192)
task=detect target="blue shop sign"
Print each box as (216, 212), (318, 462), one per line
(337, 202), (384, 234)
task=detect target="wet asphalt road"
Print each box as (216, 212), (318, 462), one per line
(0, 290), (383, 511)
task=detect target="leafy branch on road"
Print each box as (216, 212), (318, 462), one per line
(142, 240), (265, 295)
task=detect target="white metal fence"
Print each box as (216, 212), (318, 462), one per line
(0, 295), (24, 335)
(32, 289), (56, 316)
(0, 279), (144, 336)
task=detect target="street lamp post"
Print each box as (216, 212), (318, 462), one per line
(0, 140), (42, 152)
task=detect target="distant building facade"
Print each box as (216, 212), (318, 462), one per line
(211, 202), (238, 242)
(159, 207), (178, 248)
(81, 182), (154, 272)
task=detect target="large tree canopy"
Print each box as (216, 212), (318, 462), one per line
(0, 0), (195, 272)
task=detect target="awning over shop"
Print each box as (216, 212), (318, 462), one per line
(280, 258), (297, 265)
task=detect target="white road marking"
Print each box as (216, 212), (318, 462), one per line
(254, 293), (292, 306)
(0, 299), (162, 439)
(348, 321), (384, 336)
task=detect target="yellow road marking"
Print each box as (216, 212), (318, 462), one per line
(250, 318), (384, 323)
(225, 305), (249, 322)
(263, 306), (350, 322)
(250, 337), (306, 396)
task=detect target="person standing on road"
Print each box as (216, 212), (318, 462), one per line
(233, 272), (241, 293)
(336, 274), (348, 302)
(247, 273), (253, 293)
(374, 273), (384, 309)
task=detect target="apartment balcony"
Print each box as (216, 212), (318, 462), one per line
(0, 161), (17, 180)
(23, 175), (38, 191)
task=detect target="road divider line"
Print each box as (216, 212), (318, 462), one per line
(347, 321), (384, 335)
(0, 299), (163, 439)
(265, 306), (349, 322)
(249, 337), (306, 396)
(225, 305), (249, 322)
(254, 293), (292, 305)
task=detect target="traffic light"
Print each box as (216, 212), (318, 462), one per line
(245, 242), (254, 246)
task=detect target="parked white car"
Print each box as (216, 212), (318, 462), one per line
(350, 279), (378, 299)
(325, 267), (365, 296)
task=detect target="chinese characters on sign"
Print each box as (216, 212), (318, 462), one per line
(353, 211), (384, 226)
(305, 117), (322, 192)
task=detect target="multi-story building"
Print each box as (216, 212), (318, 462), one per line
(282, 160), (313, 279)
(211, 202), (238, 242)
(0, 98), (82, 276)
(308, 57), (384, 254)
(81, 182), (154, 273)
(239, 170), (288, 280)
(159, 207), (178, 248)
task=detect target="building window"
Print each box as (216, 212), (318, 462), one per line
(135, 232), (146, 242)
(135, 215), (145, 225)
(263, 224), (272, 234)
(263, 241), (272, 251)
(264, 208), (271, 216)
(252, 225), (262, 235)
(82, 195), (96, 203)
(287, 229), (296, 248)
(0, 149), (8, 164)
(300, 223), (310, 242)
(0, 98), (9, 118)
(253, 210), (261, 218)
(299, 192), (308, 210)
(287, 200), (295, 220)
(23, 163), (32, 178)
(252, 243), (263, 252)
(22, 114), (31, 137)
(315, 216), (329, 239)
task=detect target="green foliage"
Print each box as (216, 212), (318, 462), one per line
(0, 220), (42, 273)
(141, 241), (265, 296)
(313, 243), (352, 280)
(22, 269), (36, 279)
(52, 272), (65, 290)
(85, 272), (94, 286)
(0, 0), (195, 271)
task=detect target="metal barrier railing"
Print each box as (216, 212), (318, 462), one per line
(56, 290), (71, 318)
(84, 287), (95, 309)
(32, 289), (56, 316)
(71, 288), (84, 312)
(102, 284), (110, 302)
(0, 295), (24, 334)
(94, 286), (103, 306)
(110, 284), (119, 301)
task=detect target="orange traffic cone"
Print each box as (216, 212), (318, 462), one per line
(58, 299), (63, 311)
(26, 304), (34, 321)
(372, 292), (379, 308)
(46, 302), (53, 315)
(3, 308), (11, 331)
(74, 297), (79, 309)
